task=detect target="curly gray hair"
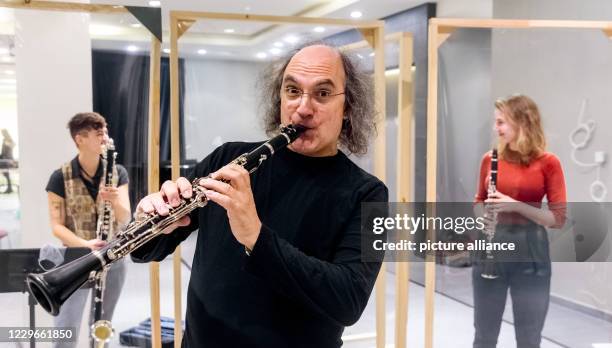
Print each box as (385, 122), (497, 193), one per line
(258, 43), (377, 155)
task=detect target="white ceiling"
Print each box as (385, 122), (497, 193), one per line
(0, 0), (427, 97)
(0, 0), (429, 61)
(90, 0), (426, 25)
(87, 0), (428, 60)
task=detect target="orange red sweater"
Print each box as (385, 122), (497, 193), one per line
(475, 151), (567, 227)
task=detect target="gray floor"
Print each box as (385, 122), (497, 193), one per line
(1, 191), (611, 347)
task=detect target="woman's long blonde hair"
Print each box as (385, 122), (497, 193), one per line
(495, 94), (546, 165)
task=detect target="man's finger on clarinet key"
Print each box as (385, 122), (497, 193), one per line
(177, 177), (193, 199)
(151, 193), (170, 216)
(161, 180), (181, 207)
(224, 164), (249, 188)
(200, 177), (232, 195)
(209, 165), (242, 184)
(203, 189), (231, 210)
(137, 199), (155, 214)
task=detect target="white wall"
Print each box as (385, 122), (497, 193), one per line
(183, 58), (267, 161)
(15, 9), (92, 248)
(429, 0), (612, 319)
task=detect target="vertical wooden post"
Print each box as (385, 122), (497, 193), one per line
(395, 32), (414, 348)
(148, 36), (162, 348)
(424, 21), (440, 348)
(371, 25), (387, 348)
(169, 12), (184, 348)
(165, 12), (390, 348)
(173, 252), (183, 345)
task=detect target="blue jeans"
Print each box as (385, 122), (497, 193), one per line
(472, 262), (551, 348)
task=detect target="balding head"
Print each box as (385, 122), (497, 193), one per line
(285, 45), (346, 88)
(260, 43), (376, 155)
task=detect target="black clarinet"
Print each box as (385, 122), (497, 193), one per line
(481, 148), (499, 279)
(26, 124), (305, 316)
(91, 138), (117, 347)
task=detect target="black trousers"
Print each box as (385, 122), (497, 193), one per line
(472, 262), (551, 348)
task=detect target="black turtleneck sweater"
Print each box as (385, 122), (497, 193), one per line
(131, 141), (388, 347)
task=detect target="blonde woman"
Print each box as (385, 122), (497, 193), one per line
(473, 95), (566, 348)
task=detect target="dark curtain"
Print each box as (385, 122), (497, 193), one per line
(159, 57), (186, 163)
(92, 50), (185, 211)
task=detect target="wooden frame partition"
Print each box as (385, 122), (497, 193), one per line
(167, 10), (386, 348)
(0, 0), (162, 347)
(393, 32), (414, 348)
(425, 17), (612, 348)
(340, 31), (415, 348)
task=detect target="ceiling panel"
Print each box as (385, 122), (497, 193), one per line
(7, 0), (428, 61)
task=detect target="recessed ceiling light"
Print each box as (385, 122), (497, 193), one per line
(148, 1), (161, 7)
(273, 42), (284, 48)
(313, 26), (325, 33)
(385, 68), (399, 76)
(4, 70), (14, 75)
(126, 45), (139, 52)
(269, 48), (282, 55)
(130, 23), (142, 28)
(163, 48), (170, 54)
(197, 49), (207, 55)
(284, 35), (299, 44)
(350, 11), (363, 18)
(356, 53), (364, 59)
(224, 28), (235, 34)
(256, 52), (267, 59)
(244, 6), (251, 11)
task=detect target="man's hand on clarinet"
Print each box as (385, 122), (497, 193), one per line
(198, 163), (262, 251)
(135, 177), (193, 234)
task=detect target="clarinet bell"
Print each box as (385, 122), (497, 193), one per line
(91, 320), (114, 348)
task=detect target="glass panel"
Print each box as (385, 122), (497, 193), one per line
(433, 26), (612, 348)
(178, 18), (389, 347)
(0, 7), (160, 347)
